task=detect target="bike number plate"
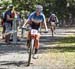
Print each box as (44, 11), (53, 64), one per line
(31, 29), (38, 35)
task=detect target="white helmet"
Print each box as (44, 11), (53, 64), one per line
(36, 5), (43, 12)
(51, 14), (56, 16)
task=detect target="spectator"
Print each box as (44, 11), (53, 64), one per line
(4, 4), (14, 43)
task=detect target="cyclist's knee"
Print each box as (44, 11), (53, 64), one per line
(35, 40), (39, 49)
(27, 31), (31, 40)
(36, 35), (40, 40)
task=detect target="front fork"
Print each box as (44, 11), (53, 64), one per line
(27, 37), (35, 53)
(31, 39), (35, 51)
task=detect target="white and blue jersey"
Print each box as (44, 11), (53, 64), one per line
(28, 12), (45, 30)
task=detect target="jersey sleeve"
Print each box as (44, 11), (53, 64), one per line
(28, 12), (35, 21)
(56, 16), (59, 23)
(41, 13), (48, 30)
(5, 11), (11, 19)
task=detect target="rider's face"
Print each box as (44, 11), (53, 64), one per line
(36, 9), (41, 16)
(36, 11), (40, 16)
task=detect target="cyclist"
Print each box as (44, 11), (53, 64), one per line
(23, 5), (48, 59)
(48, 13), (58, 36)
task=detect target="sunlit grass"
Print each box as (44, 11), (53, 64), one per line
(54, 36), (75, 47)
(0, 27), (2, 32)
(48, 35), (75, 69)
(42, 35), (75, 69)
(64, 52), (75, 69)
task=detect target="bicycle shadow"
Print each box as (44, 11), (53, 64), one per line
(0, 61), (29, 67)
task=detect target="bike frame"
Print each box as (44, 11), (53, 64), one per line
(27, 29), (38, 66)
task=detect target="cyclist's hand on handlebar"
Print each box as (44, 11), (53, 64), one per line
(22, 27), (24, 29)
(22, 25), (25, 28)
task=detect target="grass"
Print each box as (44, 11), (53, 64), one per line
(0, 27), (2, 32)
(39, 35), (75, 68)
(48, 35), (75, 69)
(59, 36), (75, 69)
(64, 52), (75, 69)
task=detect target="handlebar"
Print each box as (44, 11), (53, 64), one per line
(22, 27), (29, 31)
(22, 26), (49, 33)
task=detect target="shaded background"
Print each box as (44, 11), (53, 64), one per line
(0, 0), (75, 27)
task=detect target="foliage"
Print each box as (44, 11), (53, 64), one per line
(0, 0), (75, 19)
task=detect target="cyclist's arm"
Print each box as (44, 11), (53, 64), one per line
(48, 16), (51, 22)
(22, 12), (35, 27)
(56, 16), (59, 23)
(22, 19), (29, 27)
(43, 14), (48, 31)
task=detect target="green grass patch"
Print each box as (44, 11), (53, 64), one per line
(64, 52), (75, 69)
(0, 27), (2, 32)
(59, 36), (75, 43)
(49, 36), (75, 53)
(49, 36), (75, 69)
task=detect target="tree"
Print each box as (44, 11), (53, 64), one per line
(0, 0), (75, 26)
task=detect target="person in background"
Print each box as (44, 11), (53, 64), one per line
(16, 12), (21, 29)
(4, 4), (14, 43)
(48, 13), (58, 36)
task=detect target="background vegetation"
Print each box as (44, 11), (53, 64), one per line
(0, 0), (75, 26)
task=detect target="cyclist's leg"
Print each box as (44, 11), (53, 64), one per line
(51, 26), (54, 36)
(50, 24), (54, 35)
(50, 25), (53, 31)
(50, 22), (53, 31)
(2, 25), (5, 39)
(34, 33), (40, 54)
(53, 23), (56, 33)
(50, 22), (56, 35)
(5, 23), (11, 43)
(51, 26), (54, 37)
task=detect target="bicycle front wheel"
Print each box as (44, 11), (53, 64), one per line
(27, 39), (34, 66)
